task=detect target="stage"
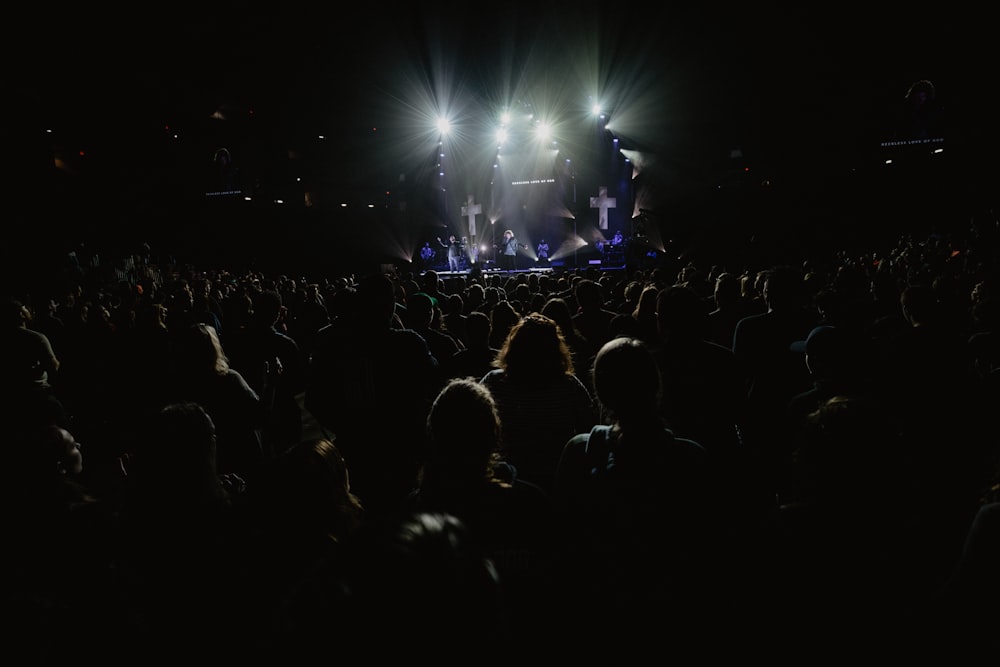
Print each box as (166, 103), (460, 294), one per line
(421, 263), (626, 279)
(419, 247), (628, 278)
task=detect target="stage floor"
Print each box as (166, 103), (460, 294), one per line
(419, 257), (626, 277)
(423, 264), (626, 278)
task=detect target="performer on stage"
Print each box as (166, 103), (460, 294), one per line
(498, 230), (525, 272)
(536, 239), (550, 262)
(420, 242), (435, 270)
(437, 234), (464, 272)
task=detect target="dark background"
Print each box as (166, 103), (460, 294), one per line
(2, 5), (964, 279)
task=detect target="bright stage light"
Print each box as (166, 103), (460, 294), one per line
(534, 122), (552, 143)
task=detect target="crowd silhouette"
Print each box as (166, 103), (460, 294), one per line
(3, 201), (999, 664)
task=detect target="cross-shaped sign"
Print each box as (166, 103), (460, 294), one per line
(461, 194), (482, 237)
(589, 186), (616, 230)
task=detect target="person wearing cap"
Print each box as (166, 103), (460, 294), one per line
(405, 292), (463, 378)
(786, 324), (872, 433)
(419, 269), (448, 306)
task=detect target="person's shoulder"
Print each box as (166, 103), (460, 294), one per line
(675, 433), (707, 453)
(565, 429), (592, 451)
(223, 367), (260, 396)
(973, 501), (1000, 528)
(564, 372), (592, 392)
(314, 317), (346, 337)
(390, 326), (440, 357)
(390, 324), (429, 341)
(735, 311), (766, 328)
(271, 327), (300, 346)
(584, 423), (611, 441)
(698, 338), (739, 362)
(701, 337), (735, 353)
(20, 326), (51, 343)
(554, 430), (595, 475)
(663, 429), (708, 458)
(732, 312), (769, 341)
(480, 368), (503, 383)
(509, 477), (550, 503)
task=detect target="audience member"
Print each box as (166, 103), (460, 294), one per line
(488, 299), (520, 350)
(164, 322), (269, 483)
(306, 272), (441, 518)
(540, 296), (597, 391)
(571, 277), (617, 351)
(225, 288), (306, 458)
(407, 377), (553, 655)
(2, 295), (65, 423)
(480, 312), (597, 492)
(340, 511), (509, 665)
(236, 436), (364, 661)
(287, 281), (331, 359)
(116, 402), (246, 663)
(551, 336), (720, 665)
(404, 291), (463, 380)
(2, 422), (122, 664)
(758, 394), (935, 665)
(732, 264), (819, 495)
(445, 310), (499, 380)
(708, 271), (750, 348)
(441, 292), (470, 346)
(649, 284), (760, 514)
(937, 492), (1000, 661)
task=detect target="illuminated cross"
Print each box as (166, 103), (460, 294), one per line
(590, 186), (616, 230)
(461, 194), (482, 237)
